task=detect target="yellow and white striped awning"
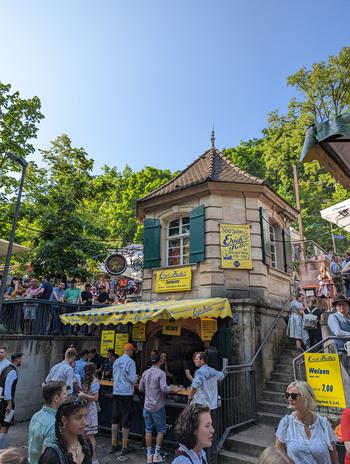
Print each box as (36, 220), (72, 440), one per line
(60, 298), (232, 326)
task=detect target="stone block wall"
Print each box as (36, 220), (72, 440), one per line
(0, 336), (99, 421)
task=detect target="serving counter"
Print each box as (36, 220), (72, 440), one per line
(98, 380), (189, 445)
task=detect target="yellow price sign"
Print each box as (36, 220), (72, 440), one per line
(201, 318), (217, 341)
(304, 353), (346, 408)
(100, 330), (115, 356)
(132, 322), (146, 341)
(162, 322), (181, 336)
(115, 333), (129, 356)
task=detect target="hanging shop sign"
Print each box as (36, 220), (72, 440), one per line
(304, 353), (346, 408)
(132, 322), (146, 341)
(201, 318), (218, 341)
(100, 330), (116, 356)
(115, 333), (129, 356)
(220, 224), (253, 269)
(162, 322), (181, 336)
(155, 266), (192, 292)
(105, 253), (128, 275)
(132, 258), (143, 272)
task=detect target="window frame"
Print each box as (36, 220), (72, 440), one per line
(166, 216), (190, 266)
(269, 223), (277, 269)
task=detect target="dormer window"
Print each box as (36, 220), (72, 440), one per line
(167, 217), (190, 266)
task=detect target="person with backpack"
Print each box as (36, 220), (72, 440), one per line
(304, 297), (323, 347)
(172, 404), (214, 464)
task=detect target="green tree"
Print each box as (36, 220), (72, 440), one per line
(26, 135), (108, 280)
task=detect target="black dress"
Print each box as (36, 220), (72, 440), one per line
(38, 438), (92, 464)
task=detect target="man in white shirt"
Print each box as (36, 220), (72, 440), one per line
(328, 295), (350, 351)
(44, 348), (76, 394)
(0, 347), (10, 376)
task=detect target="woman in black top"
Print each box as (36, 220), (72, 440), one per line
(39, 397), (92, 464)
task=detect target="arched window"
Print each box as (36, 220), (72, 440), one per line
(167, 217), (190, 266)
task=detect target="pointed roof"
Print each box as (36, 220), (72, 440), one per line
(138, 147), (265, 203)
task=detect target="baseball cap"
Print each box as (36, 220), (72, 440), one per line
(150, 354), (161, 364)
(124, 343), (136, 351)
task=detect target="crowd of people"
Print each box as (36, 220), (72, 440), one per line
(3, 275), (141, 305)
(0, 343), (350, 463)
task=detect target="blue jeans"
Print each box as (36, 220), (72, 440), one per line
(143, 407), (166, 433)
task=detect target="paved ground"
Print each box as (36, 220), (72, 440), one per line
(6, 421), (174, 464)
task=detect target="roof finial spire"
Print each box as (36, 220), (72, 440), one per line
(211, 125), (215, 148)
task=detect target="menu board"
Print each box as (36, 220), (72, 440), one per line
(132, 322), (146, 341)
(100, 330), (115, 356)
(201, 318), (217, 341)
(115, 333), (129, 356)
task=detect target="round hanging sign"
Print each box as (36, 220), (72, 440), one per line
(105, 253), (127, 275)
(132, 258), (143, 272)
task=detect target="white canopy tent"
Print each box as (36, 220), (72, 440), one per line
(0, 238), (30, 257)
(320, 199), (350, 232)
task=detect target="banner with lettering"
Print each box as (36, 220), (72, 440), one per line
(162, 322), (181, 336)
(115, 333), (129, 356)
(304, 352), (346, 408)
(220, 224), (253, 269)
(155, 266), (192, 292)
(100, 330), (115, 356)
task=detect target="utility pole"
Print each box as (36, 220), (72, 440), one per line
(292, 164), (306, 261)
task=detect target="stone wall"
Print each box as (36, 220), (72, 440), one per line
(230, 298), (288, 393)
(0, 335), (99, 421)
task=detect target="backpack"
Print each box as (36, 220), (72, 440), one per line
(303, 308), (318, 330)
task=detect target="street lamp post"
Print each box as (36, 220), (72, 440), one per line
(0, 153), (28, 313)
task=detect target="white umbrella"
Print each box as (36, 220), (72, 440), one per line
(0, 238), (30, 257)
(320, 199), (350, 232)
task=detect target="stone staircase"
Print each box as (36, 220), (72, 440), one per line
(218, 340), (300, 464)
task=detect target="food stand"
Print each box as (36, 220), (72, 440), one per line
(60, 297), (232, 443)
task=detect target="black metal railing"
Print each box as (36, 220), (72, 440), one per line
(215, 297), (292, 452)
(0, 299), (109, 335)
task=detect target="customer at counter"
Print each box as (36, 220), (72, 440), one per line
(88, 349), (103, 378)
(139, 354), (179, 464)
(102, 349), (117, 380)
(188, 352), (224, 410)
(183, 352), (198, 385)
(160, 352), (174, 383)
(111, 343), (137, 457)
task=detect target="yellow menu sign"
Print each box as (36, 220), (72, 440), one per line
(155, 266), (192, 292)
(100, 330), (115, 356)
(115, 333), (129, 356)
(304, 353), (346, 408)
(220, 224), (252, 269)
(162, 322), (181, 336)
(201, 318), (218, 341)
(132, 322), (146, 341)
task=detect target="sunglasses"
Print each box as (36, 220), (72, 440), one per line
(285, 392), (301, 400)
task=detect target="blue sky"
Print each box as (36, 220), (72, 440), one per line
(1, 0), (350, 174)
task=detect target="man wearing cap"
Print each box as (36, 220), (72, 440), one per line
(139, 354), (178, 464)
(328, 295), (350, 351)
(111, 342), (137, 458)
(0, 352), (23, 448)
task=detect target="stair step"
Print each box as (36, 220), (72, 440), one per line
(219, 449), (258, 464)
(270, 372), (293, 383)
(265, 381), (289, 393)
(277, 356), (294, 365)
(258, 400), (289, 415)
(275, 363), (294, 373)
(257, 411), (283, 427)
(279, 349), (301, 358)
(261, 390), (286, 403)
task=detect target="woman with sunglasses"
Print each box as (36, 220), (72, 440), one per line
(172, 404), (214, 464)
(38, 397), (92, 464)
(275, 381), (338, 464)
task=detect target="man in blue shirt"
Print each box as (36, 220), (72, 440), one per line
(111, 343), (137, 458)
(28, 381), (67, 464)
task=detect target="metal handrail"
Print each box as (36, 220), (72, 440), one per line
(292, 335), (350, 380)
(223, 296), (292, 373)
